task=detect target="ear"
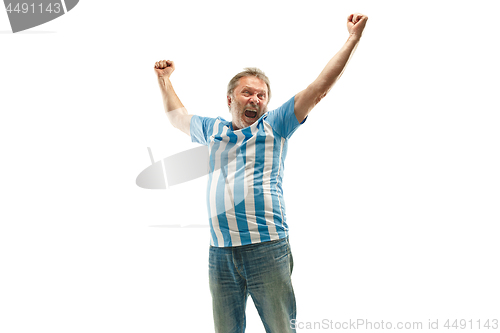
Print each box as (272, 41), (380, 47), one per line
(227, 95), (232, 109)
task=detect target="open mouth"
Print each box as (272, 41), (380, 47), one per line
(244, 110), (257, 118)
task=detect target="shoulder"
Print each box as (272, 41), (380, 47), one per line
(267, 96), (295, 115)
(264, 96), (306, 139)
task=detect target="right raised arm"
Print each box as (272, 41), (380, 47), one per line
(154, 60), (193, 136)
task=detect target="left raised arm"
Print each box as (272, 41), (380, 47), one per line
(294, 13), (368, 123)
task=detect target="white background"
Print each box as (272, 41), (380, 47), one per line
(1, 0), (499, 332)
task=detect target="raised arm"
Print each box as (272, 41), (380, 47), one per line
(294, 13), (368, 123)
(154, 60), (193, 136)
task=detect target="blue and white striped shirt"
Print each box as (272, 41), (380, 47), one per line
(190, 96), (306, 247)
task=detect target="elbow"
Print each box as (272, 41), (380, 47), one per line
(308, 81), (332, 107)
(166, 111), (181, 130)
(166, 108), (187, 129)
(313, 90), (329, 106)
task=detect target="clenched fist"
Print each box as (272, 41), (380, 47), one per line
(347, 13), (368, 38)
(154, 60), (175, 79)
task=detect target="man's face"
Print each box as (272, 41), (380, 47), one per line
(228, 76), (269, 131)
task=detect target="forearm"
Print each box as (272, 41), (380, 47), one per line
(157, 76), (193, 135)
(293, 13), (367, 121)
(309, 35), (361, 98)
(157, 76), (186, 114)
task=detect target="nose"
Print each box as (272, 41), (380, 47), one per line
(249, 95), (259, 105)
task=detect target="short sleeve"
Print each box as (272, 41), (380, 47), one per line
(190, 115), (216, 146)
(264, 95), (307, 139)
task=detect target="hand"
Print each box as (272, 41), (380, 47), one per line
(154, 60), (175, 79)
(347, 13), (368, 38)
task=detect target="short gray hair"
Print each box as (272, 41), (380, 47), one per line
(227, 67), (271, 102)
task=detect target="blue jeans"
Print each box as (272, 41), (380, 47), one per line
(209, 237), (296, 333)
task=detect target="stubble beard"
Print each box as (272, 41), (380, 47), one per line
(231, 101), (267, 130)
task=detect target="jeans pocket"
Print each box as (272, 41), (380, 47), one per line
(274, 242), (291, 262)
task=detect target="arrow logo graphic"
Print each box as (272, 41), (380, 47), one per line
(137, 145), (260, 221)
(3, 0), (79, 33)
(136, 146), (210, 190)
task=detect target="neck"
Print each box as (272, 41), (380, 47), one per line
(231, 122), (241, 131)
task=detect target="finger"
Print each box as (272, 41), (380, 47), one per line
(347, 14), (353, 22)
(355, 13), (367, 22)
(353, 12), (364, 23)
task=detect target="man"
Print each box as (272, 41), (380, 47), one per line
(154, 13), (368, 333)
